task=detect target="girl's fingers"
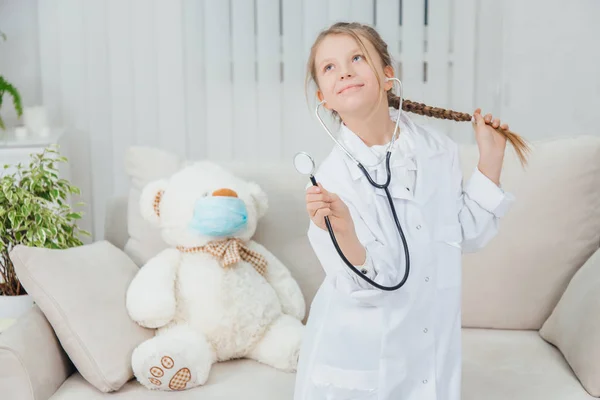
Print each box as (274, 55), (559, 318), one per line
(317, 183), (330, 195)
(484, 113), (493, 123)
(492, 118), (500, 128)
(306, 193), (324, 202)
(306, 186), (321, 195)
(307, 202), (329, 215)
(473, 111), (485, 127)
(306, 192), (332, 204)
(307, 183), (333, 197)
(306, 183), (328, 194)
(314, 208), (332, 220)
(501, 123), (509, 130)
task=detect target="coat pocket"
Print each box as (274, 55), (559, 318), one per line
(311, 364), (379, 400)
(434, 224), (463, 289)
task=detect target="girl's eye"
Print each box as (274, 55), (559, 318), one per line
(353, 55), (363, 62)
(324, 64), (333, 73)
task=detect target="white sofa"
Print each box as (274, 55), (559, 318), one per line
(1, 135), (600, 399)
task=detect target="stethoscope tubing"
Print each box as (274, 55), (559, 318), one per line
(310, 77), (411, 291)
(311, 152), (410, 291)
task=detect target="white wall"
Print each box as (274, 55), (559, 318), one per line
(0, 0), (41, 126)
(498, 0), (600, 141)
(1, 0), (599, 240)
(31, 0), (483, 240)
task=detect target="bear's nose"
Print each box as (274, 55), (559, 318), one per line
(212, 188), (238, 198)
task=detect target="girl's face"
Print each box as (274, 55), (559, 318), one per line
(314, 33), (393, 117)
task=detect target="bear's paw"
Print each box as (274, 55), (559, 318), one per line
(148, 356), (192, 391)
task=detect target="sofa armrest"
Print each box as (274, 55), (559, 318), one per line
(104, 195), (129, 250)
(0, 306), (73, 400)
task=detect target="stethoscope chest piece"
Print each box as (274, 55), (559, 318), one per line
(294, 151), (318, 186)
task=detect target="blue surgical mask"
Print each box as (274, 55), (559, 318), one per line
(189, 196), (248, 237)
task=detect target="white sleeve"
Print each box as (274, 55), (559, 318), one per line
(452, 144), (515, 252)
(307, 200), (402, 295)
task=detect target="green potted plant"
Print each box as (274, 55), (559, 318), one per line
(0, 145), (90, 319)
(0, 29), (24, 130)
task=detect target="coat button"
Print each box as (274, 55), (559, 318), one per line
(422, 379), (428, 384)
(425, 277), (430, 282)
(416, 225), (422, 230)
(423, 328), (428, 333)
(360, 268), (368, 274)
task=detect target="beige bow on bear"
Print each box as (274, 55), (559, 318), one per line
(177, 238), (268, 276)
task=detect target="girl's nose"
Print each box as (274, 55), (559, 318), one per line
(212, 188), (238, 197)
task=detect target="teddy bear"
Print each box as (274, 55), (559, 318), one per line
(125, 161), (306, 391)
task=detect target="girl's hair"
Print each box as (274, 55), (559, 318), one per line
(306, 22), (530, 166)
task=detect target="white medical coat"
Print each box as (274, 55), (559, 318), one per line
(293, 109), (515, 400)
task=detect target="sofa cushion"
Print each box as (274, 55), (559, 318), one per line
(459, 136), (600, 329)
(539, 247), (600, 396)
(124, 146), (183, 267)
(48, 329), (596, 400)
(49, 359), (295, 399)
(123, 146), (324, 321)
(463, 328), (595, 400)
(10, 241), (154, 393)
(0, 306), (73, 400)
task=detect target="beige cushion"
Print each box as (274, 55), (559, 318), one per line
(539, 247), (600, 396)
(48, 329), (595, 400)
(10, 241), (154, 392)
(463, 328), (595, 400)
(0, 306), (73, 400)
(459, 136), (600, 329)
(124, 146), (184, 266)
(123, 147), (324, 320)
(49, 359), (295, 399)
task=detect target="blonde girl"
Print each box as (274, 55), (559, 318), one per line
(295, 22), (529, 400)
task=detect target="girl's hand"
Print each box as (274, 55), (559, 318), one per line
(305, 184), (355, 237)
(472, 108), (508, 186)
(305, 184), (367, 266)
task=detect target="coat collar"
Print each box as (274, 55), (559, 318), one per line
(336, 108), (447, 205)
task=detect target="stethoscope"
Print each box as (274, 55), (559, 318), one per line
(293, 77), (410, 292)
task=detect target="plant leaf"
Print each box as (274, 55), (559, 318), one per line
(7, 210), (16, 227)
(38, 228), (46, 244)
(67, 212), (82, 220)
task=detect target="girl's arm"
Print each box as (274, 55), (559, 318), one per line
(307, 200), (400, 295)
(453, 160), (514, 252)
(453, 110), (515, 252)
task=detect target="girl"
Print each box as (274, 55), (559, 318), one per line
(294, 22), (529, 400)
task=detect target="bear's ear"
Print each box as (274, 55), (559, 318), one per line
(248, 182), (268, 219)
(139, 179), (169, 226)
